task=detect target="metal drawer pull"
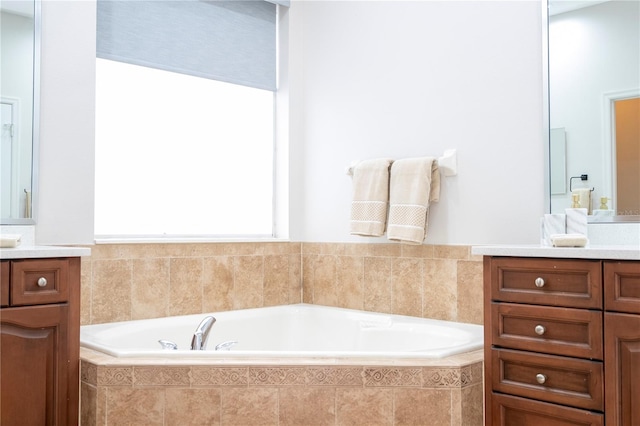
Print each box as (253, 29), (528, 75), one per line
(536, 373), (547, 384)
(534, 325), (546, 335)
(37, 277), (48, 287)
(534, 277), (545, 288)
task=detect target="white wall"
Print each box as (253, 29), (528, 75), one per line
(549, 1), (639, 214)
(34, 0), (545, 246)
(288, 0), (545, 244)
(36, 0), (95, 244)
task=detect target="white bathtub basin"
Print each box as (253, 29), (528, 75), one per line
(80, 304), (483, 359)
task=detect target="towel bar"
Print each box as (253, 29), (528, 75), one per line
(346, 149), (458, 177)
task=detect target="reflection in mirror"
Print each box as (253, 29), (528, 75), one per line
(0, 0), (39, 224)
(548, 0), (639, 220)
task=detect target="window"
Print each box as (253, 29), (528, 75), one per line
(94, 0), (280, 238)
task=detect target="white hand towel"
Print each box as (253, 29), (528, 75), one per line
(550, 233), (589, 247)
(572, 188), (592, 214)
(387, 157), (440, 244)
(0, 234), (22, 248)
(350, 158), (394, 237)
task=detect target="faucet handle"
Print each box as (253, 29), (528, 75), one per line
(158, 339), (178, 350)
(215, 340), (238, 351)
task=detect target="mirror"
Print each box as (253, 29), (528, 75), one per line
(547, 0), (640, 222)
(0, 0), (39, 224)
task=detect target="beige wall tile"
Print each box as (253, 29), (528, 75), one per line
(302, 255), (315, 304)
(221, 387), (278, 425)
(391, 258), (423, 317)
(456, 260), (484, 325)
(131, 258), (169, 320)
(393, 388), (452, 426)
(264, 255), (290, 306)
(310, 255), (338, 307)
(401, 244), (434, 259)
(91, 259), (132, 324)
(455, 383), (484, 426)
(169, 258), (204, 316)
(434, 245), (470, 260)
(288, 253), (302, 304)
(423, 259), (457, 321)
(336, 256), (364, 310)
(203, 256), (234, 312)
(233, 256), (264, 309)
(368, 243), (401, 258)
(336, 388), (393, 426)
(105, 387), (164, 425)
(278, 387), (336, 426)
(80, 257), (92, 325)
(164, 388), (221, 426)
(80, 382), (97, 426)
(364, 257), (392, 313)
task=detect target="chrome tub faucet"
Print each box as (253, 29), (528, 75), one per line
(190, 316), (216, 350)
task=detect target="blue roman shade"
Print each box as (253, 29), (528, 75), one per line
(96, 0), (281, 91)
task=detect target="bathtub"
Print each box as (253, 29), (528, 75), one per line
(80, 304), (485, 425)
(80, 303), (482, 359)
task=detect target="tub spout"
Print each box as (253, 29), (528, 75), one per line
(190, 316), (216, 350)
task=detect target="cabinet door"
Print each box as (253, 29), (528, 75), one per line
(1, 261), (8, 306)
(605, 312), (640, 426)
(0, 304), (69, 426)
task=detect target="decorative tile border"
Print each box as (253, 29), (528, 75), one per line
(81, 360), (483, 389)
(191, 367), (249, 386)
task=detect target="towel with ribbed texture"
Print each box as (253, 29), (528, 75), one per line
(350, 158), (394, 237)
(387, 157), (440, 244)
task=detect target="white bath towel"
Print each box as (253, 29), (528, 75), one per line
(572, 188), (592, 214)
(350, 158), (394, 237)
(387, 157), (440, 244)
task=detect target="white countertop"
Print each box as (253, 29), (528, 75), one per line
(472, 244), (640, 260)
(0, 245), (91, 259)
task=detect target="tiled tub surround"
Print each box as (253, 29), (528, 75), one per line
(80, 347), (484, 425)
(80, 242), (484, 425)
(81, 242), (483, 326)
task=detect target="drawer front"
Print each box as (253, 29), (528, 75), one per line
(492, 348), (603, 411)
(604, 261), (640, 314)
(490, 257), (602, 309)
(491, 303), (603, 359)
(490, 393), (604, 426)
(10, 258), (70, 305)
(1, 261), (8, 307)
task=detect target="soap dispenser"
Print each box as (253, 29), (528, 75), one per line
(599, 197), (609, 210)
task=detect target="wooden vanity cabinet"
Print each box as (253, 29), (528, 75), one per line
(0, 257), (81, 426)
(485, 256), (640, 425)
(603, 261), (640, 426)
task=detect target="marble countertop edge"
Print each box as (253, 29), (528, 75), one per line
(0, 245), (91, 259)
(472, 244), (640, 260)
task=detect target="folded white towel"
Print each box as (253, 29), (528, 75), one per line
(387, 157), (440, 244)
(350, 158), (394, 237)
(0, 234), (22, 248)
(572, 188), (592, 214)
(550, 233), (589, 247)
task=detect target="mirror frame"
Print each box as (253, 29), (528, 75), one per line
(1, 0), (40, 225)
(543, 0), (640, 224)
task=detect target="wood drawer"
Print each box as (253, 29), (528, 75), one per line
(1, 261), (8, 307)
(490, 393), (603, 426)
(491, 303), (603, 359)
(604, 261), (640, 314)
(488, 257), (602, 309)
(10, 258), (70, 306)
(492, 348), (603, 411)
